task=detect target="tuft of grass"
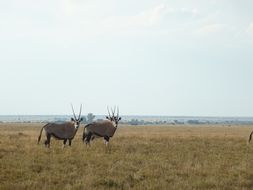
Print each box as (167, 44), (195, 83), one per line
(0, 123), (253, 189)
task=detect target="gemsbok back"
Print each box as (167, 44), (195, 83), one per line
(83, 106), (121, 147)
(38, 104), (83, 148)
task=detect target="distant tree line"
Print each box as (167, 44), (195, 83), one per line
(2, 114), (253, 125)
(80, 115), (253, 126)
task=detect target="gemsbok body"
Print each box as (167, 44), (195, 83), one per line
(38, 105), (83, 148)
(83, 107), (121, 146)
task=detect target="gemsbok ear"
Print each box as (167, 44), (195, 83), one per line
(80, 117), (83, 121)
(118, 117), (122, 121)
(71, 118), (75, 121)
(106, 116), (109, 119)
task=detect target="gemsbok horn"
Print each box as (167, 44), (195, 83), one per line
(83, 106), (121, 147)
(37, 104), (83, 148)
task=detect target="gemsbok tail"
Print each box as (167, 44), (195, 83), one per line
(82, 123), (92, 142)
(37, 124), (49, 144)
(248, 131), (253, 144)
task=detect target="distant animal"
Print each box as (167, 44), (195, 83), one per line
(249, 131), (253, 143)
(38, 104), (83, 148)
(83, 106), (121, 146)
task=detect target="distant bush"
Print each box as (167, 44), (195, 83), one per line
(87, 113), (95, 124)
(187, 120), (200, 124)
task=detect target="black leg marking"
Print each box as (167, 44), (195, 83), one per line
(62, 139), (67, 148)
(44, 140), (48, 147)
(104, 136), (110, 146)
(85, 132), (92, 145)
(46, 134), (51, 148)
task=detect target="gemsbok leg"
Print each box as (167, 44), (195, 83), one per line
(63, 139), (67, 148)
(85, 132), (92, 146)
(45, 133), (51, 148)
(104, 136), (110, 146)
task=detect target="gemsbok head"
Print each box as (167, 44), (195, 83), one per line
(83, 106), (121, 146)
(38, 104), (83, 148)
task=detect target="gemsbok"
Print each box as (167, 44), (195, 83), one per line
(38, 104), (83, 148)
(83, 106), (121, 146)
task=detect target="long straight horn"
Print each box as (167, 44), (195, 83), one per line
(111, 106), (116, 117)
(117, 106), (119, 119)
(107, 106), (111, 118)
(111, 107), (114, 117)
(71, 104), (77, 120)
(78, 104), (82, 120)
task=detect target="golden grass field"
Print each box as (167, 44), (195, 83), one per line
(0, 123), (253, 190)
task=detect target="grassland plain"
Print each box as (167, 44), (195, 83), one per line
(0, 123), (253, 190)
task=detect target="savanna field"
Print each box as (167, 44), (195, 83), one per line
(0, 123), (253, 190)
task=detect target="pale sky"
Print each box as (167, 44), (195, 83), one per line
(0, 0), (253, 116)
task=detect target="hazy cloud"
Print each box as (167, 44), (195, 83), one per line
(247, 22), (253, 34)
(195, 24), (225, 35)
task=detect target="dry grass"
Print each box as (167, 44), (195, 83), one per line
(0, 123), (253, 190)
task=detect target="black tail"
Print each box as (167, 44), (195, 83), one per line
(82, 132), (86, 142)
(249, 131), (253, 143)
(83, 123), (92, 142)
(83, 124), (91, 142)
(37, 123), (49, 144)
